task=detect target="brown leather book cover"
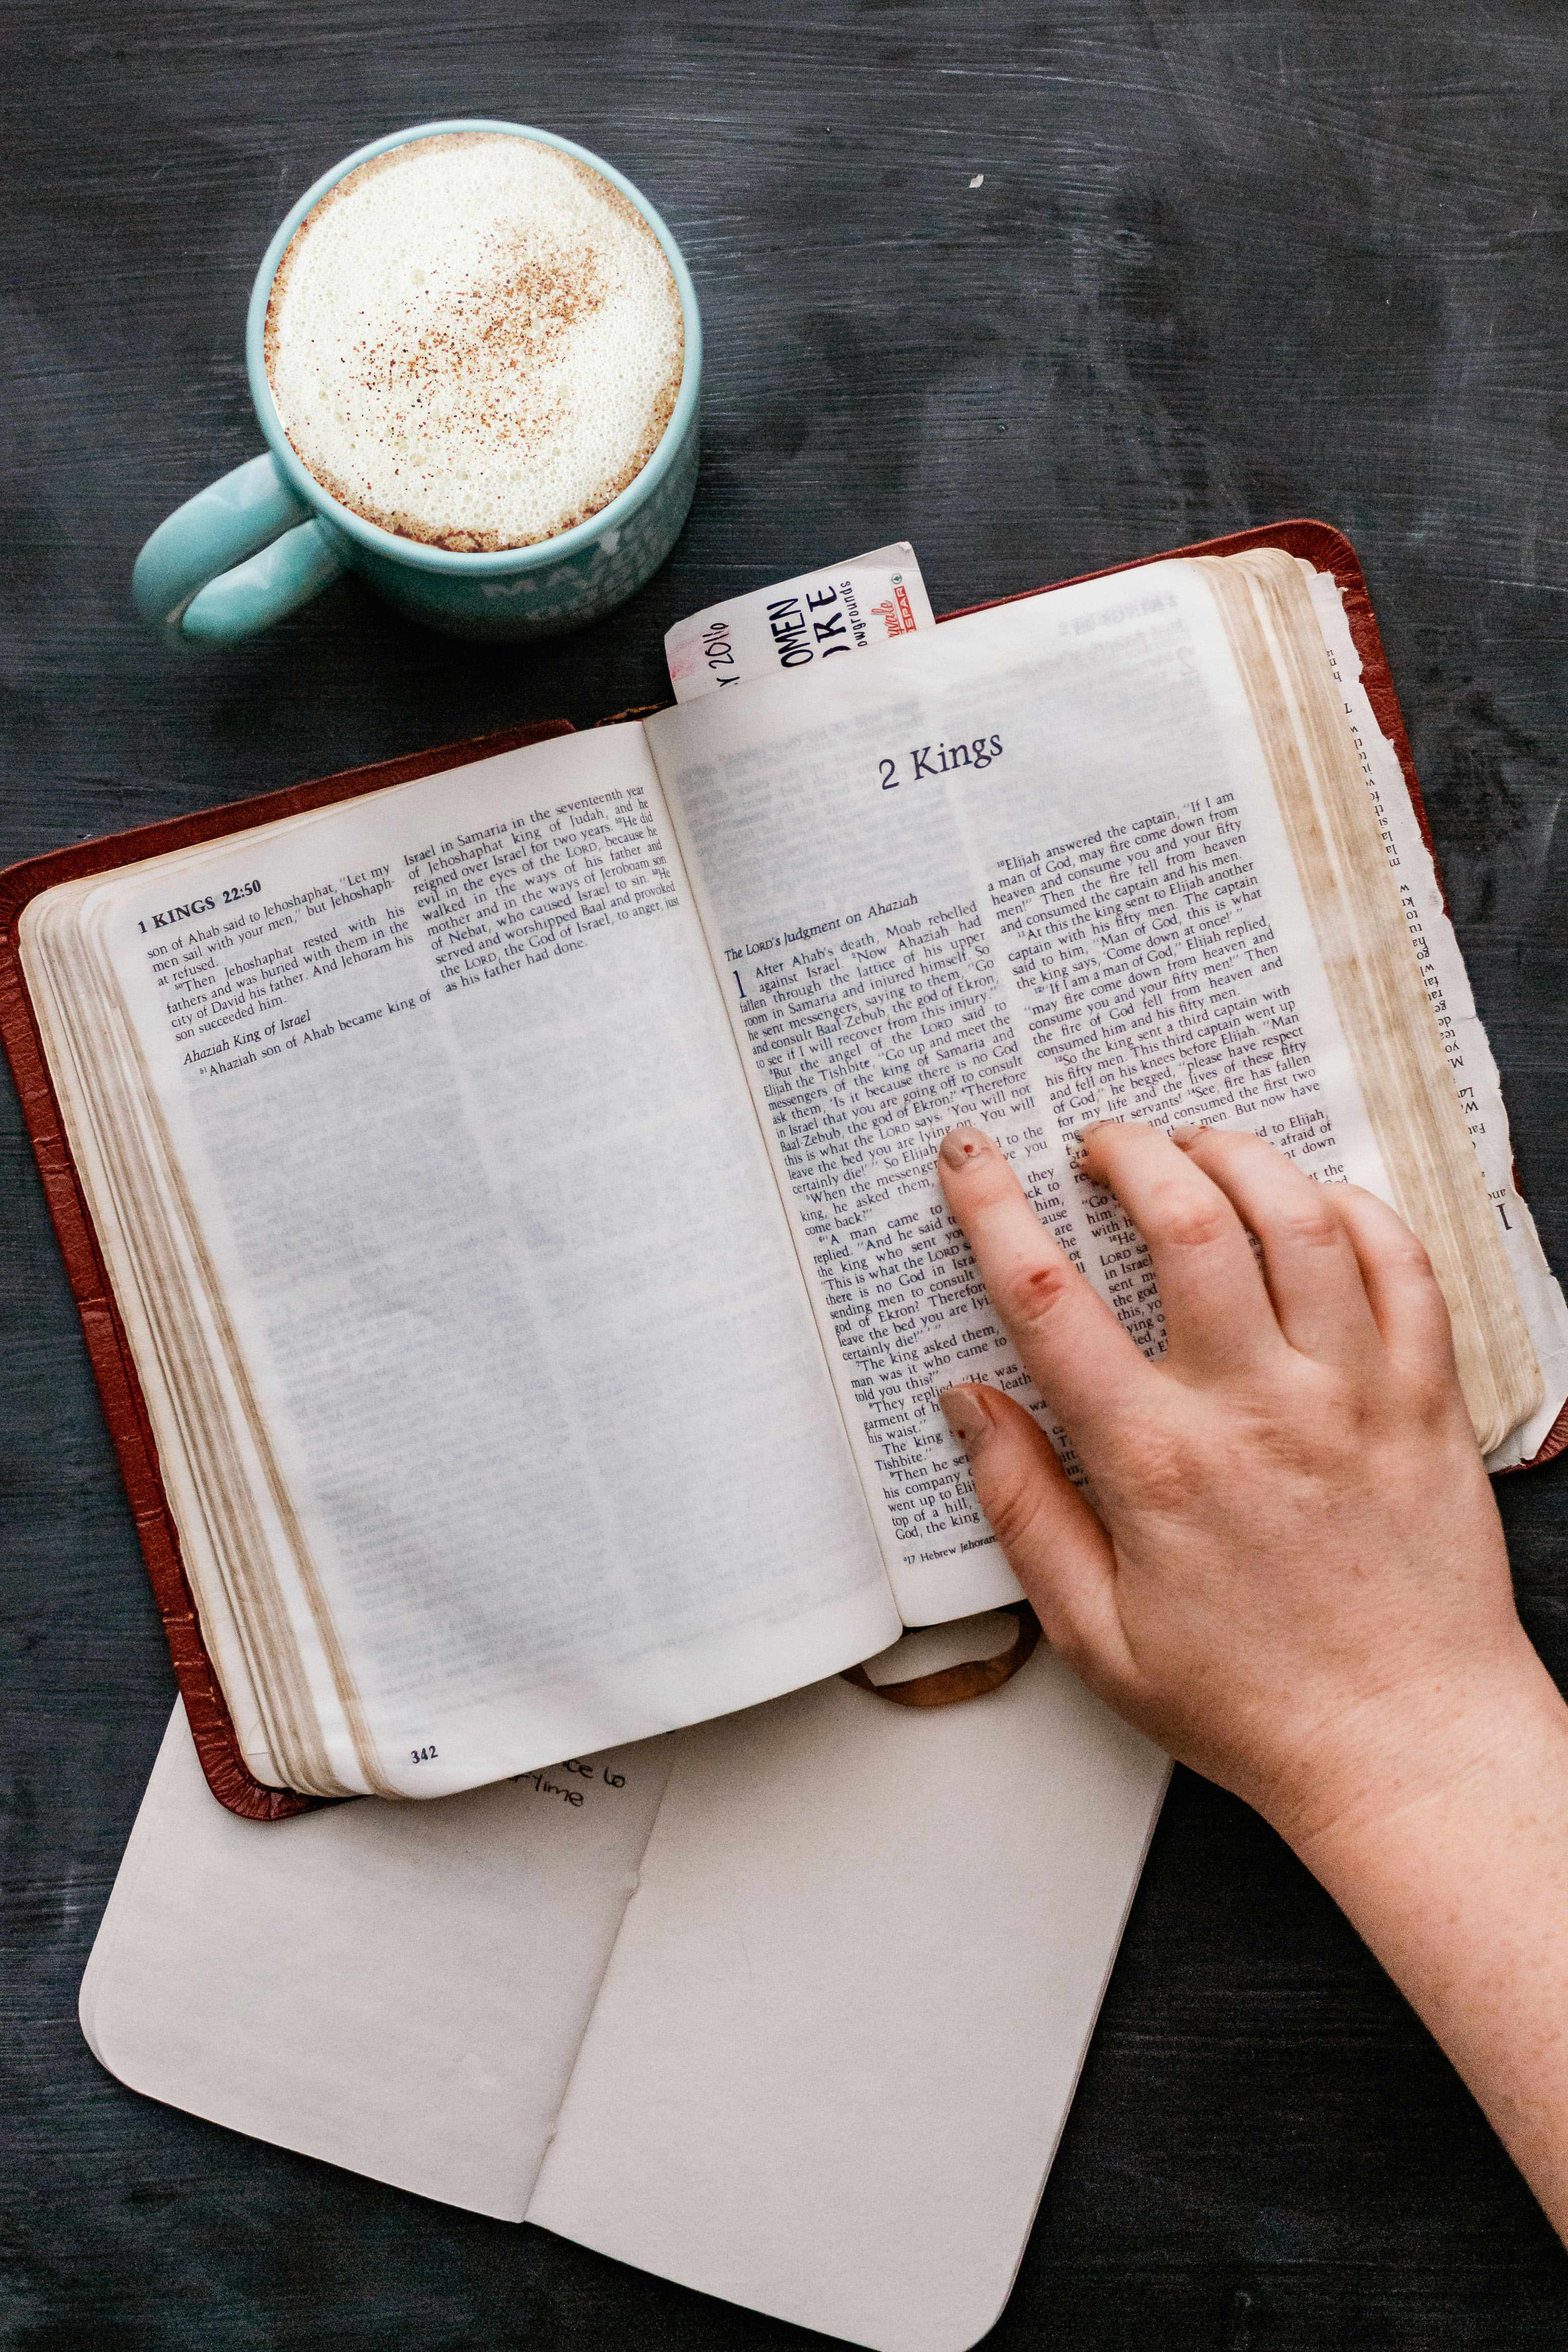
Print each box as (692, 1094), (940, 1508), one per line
(2, 524), (1558, 1820)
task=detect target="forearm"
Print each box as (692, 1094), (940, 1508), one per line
(933, 1120), (1568, 2236)
(1287, 1643), (1568, 2240)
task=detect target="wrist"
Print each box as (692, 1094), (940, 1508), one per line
(1253, 1630), (1560, 1873)
(1258, 1634), (1568, 2239)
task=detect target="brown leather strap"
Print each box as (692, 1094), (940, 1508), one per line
(592, 699), (675, 726)
(840, 1605), (1040, 1708)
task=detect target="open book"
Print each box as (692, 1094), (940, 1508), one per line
(11, 526), (1568, 1807)
(83, 1621), (1171, 2352)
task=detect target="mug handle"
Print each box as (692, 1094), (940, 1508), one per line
(132, 453), (346, 647)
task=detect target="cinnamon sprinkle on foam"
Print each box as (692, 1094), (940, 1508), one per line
(264, 133), (684, 552)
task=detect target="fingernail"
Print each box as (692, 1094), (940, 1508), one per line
(938, 1383), (994, 1457)
(939, 1126), (993, 1170)
(1072, 1119), (1111, 1173)
(1170, 1123), (1207, 1147)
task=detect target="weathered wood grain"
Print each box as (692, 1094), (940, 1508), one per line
(6, 2), (1568, 2343)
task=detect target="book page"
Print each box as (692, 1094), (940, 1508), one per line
(80, 1704), (672, 2220)
(528, 1643), (1170, 2352)
(86, 1649), (1168, 2349)
(1194, 552), (1537, 1454)
(1301, 565), (1568, 1466)
(29, 724), (897, 1795)
(647, 570), (1400, 1622)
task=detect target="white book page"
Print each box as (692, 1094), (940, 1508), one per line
(528, 1646), (1170, 2352)
(80, 1703), (673, 2221)
(647, 568), (1396, 1623)
(70, 723), (897, 1794)
(1301, 566), (1568, 1467)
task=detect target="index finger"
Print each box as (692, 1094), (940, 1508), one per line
(936, 1126), (1158, 1435)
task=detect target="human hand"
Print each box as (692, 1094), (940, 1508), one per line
(936, 1117), (1568, 2239)
(935, 1120), (1538, 1853)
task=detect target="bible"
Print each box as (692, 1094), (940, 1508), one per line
(8, 522), (1566, 1812)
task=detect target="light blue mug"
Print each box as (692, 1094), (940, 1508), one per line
(132, 120), (702, 647)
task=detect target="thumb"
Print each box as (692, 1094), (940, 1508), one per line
(938, 1383), (1126, 1684)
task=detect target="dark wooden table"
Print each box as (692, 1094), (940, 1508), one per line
(7, 4), (1568, 2345)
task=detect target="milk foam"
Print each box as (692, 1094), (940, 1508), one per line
(264, 133), (685, 552)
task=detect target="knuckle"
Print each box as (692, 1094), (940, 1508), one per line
(1112, 1429), (1202, 1516)
(1409, 1374), (1458, 1435)
(1243, 1367), (1382, 1464)
(1272, 1405), (1366, 1471)
(1273, 1203), (1341, 1252)
(1157, 1196), (1230, 1253)
(1386, 1232), (1437, 1284)
(996, 1253), (1078, 1333)
(1401, 1343), (1463, 1424)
